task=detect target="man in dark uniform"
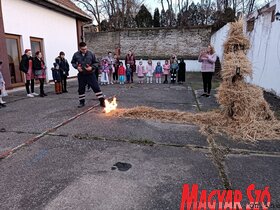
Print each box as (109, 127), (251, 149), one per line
(71, 42), (105, 108)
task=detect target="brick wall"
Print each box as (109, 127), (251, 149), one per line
(85, 26), (212, 60)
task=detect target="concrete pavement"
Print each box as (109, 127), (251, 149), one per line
(0, 74), (279, 209)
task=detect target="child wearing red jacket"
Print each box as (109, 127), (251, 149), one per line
(118, 62), (126, 85)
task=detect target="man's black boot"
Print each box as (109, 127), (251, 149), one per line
(78, 102), (85, 108)
(99, 98), (105, 107)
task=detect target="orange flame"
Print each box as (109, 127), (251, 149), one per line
(104, 97), (118, 113)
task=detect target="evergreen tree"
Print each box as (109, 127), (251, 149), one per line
(100, 20), (109, 31)
(166, 7), (176, 27)
(188, 2), (198, 26)
(212, 7), (236, 31)
(160, 9), (167, 27)
(153, 8), (160, 27)
(135, 4), (153, 28)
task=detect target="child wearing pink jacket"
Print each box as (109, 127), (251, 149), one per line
(163, 59), (170, 84)
(136, 59), (145, 83)
(145, 59), (154, 84)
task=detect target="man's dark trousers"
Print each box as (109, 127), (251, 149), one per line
(78, 72), (103, 104)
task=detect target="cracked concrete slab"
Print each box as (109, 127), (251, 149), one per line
(0, 135), (223, 210)
(225, 155), (280, 205)
(214, 135), (280, 154)
(53, 111), (209, 147)
(0, 95), (85, 133)
(0, 132), (35, 153)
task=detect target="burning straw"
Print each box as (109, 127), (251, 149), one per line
(112, 19), (280, 142)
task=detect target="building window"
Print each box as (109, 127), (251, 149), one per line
(30, 37), (44, 57)
(5, 34), (24, 85)
(247, 18), (255, 32)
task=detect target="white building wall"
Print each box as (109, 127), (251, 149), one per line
(119, 60), (201, 72)
(1, 0), (79, 81)
(210, 23), (230, 61)
(247, 1), (280, 95)
(211, 0), (280, 96)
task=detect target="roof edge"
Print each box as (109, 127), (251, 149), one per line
(45, 0), (92, 21)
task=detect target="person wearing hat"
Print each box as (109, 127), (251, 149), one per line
(55, 51), (70, 93)
(0, 61), (7, 107)
(20, 49), (39, 97)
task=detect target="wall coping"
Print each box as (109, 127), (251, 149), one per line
(118, 55), (199, 60)
(87, 25), (213, 34)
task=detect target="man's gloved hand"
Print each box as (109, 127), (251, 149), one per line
(85, 64), (93, 72)
(77, 64), (83, 72)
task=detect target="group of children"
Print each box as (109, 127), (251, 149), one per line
(99, 58), (182, 85)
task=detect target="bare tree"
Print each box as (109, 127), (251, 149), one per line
(160, 0), (165, 11)
(73, 0), (145, 30)
(247, 0), (256, 13)
(73, 0), (101, 26)
(232, 0), (258, 15)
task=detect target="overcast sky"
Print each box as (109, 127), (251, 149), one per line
(145, 0), (268, 13)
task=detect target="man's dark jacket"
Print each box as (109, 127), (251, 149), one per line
(71, 51), (98, 74)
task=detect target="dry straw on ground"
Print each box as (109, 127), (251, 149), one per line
(113, 106), (280, 142)
(112, 19), (280, 142)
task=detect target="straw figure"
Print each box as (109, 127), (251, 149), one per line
(217, 18), (275, 123)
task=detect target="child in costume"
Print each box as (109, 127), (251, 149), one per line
(163, 59), (170, 84)
(107, 52), (114, 84)
(101, 59), (110, 85)
(170, 58), (179, 84)
(118, 62), (126, 85)
(145, 59), (154, 84)
(136, 59), (145, 84)
(51, 63), (62, 94)
(126, 64), (132, 83)
(154, 61), (163, 84)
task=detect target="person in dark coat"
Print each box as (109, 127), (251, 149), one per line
(71, 42), (105, 108)
(55, 52), (70, 93)
(33, 51), (47, 97)
(20, 49), (39, 97)
(178, 58), (186, 84)
(125, 50), (136, 83)
(113, 53), (119, 83)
